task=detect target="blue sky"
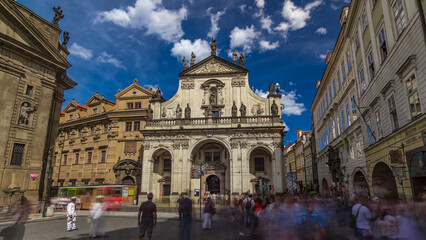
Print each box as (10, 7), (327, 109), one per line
(18, 0), (350, 144)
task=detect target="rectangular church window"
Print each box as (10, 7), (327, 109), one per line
(164, 159), (171, 171)
(213, 152), (220, 161)
(10, 143), (25, 166)
(205, 152), (212, 162)
(255, 158), (264, 171)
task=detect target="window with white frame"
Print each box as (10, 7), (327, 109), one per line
(362, 8), (368, 31)
(393, 0), (407, 36)
(346, 49), (352, 70)
(341, 61), (346, 80)
(351, 95), (357, 120)
(341, 110), (346, 132)
(406, 74), (421, 118)
(367, 119), (375, 145)
(387, 94), (399, 131)
(375, 110), (383, 139)
(378, 27), (388, 61)
(336, 117), (340, 136)
(368, 51), (375, 79)
(346, 103), (351, 126)
(329, 86), (333, 102)
(331, 120), (336, 139)
(359, 67), (366, 93)
(326, 91), (329, 108)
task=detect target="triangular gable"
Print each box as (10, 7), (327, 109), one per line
(63, 101), (87, 113)
(179, 55), (248, 77)
(0, 1), (70, 69)
(115, 80), (154, 99)
(85, 94), (115, 107)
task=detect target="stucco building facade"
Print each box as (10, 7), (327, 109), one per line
(0, 1), (76, 208)
(140, 43), (285, 203)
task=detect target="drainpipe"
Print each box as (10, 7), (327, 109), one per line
(417, 0), (426, 43)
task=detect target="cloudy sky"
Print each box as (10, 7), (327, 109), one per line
(18, 0), (350, 144)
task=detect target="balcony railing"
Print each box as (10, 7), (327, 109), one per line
(147, 116), (281, 127)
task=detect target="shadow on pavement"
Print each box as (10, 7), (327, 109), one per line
(0, 223), (25, 240)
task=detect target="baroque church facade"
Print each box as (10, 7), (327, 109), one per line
(140, 42), (285, 202)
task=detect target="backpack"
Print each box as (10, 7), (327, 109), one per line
(245, 198), (252, 210)
(350, 205), (362, 236)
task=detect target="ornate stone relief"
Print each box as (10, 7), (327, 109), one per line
(251, 103), (264, 115)
(230, 140), (248, 149)
(181, 82), (194, 90)
(231, 79), (245, 87)
(143, 143), (151, 150)
(187, 59), (235, 75)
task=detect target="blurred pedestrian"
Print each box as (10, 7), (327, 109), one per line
(138, 193), (157, 240)
(244, 194), (255, 228)
(352, 196), (376, 240)
(202, 197), (215, 230)
(177, 193), (184, 219)
(179, 192), (192, 240)
(67, 196), (77, 231)
(90, 196), (104, 238)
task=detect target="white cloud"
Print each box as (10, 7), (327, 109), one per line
(94, 0), (188, 43)
(289, 81), (295, 86)
(143, 84), (159, 91)
(239, 4), (247, 13)
(69, 43), (93, 60)
(318, 53), (327, 60)
(171, 39), (211, 62)
(255, 0), (265, 9)
(331, 4), (339, 10)
(229, 25), (260, 53)
(283, 121), (290, 131)
(260, 15), (274, 34)
(255, 89), (306, 116)
(96, 52), (127, 70)
(259, 40), (279, 51)
(315, 27), (327, 35)
(207, 8), (226, 38)
(275, 0), (322, 37)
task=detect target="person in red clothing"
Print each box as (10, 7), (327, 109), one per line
(252, 197), (264, 239)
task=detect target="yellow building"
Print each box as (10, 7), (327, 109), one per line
(0, 1), (76, 208)
(52, 79), (161, 200)
(294, 129), (311, 192)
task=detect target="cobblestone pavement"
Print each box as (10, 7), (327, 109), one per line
(0, 214), (357, 240)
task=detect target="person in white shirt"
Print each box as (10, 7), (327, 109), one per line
(90, 196), (104, 238)
(352, 196), (376, 240)
(67, 197), (77, 231)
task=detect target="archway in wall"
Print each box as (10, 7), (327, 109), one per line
(372, 162), (398, 200)
(249, 147), (273, 195)
(122, 176), (135, 185)
(190, 139), (230, 198)
(353, 171), (369, 198)
(151, 148), (173, 202)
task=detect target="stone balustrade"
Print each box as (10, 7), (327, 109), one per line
(147, 116), (281, 127)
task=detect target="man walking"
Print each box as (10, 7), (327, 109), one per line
(138, 193), (157, 240)
(178, 193), (192, 240)
(67, 196), (77, 231)
(352, 196), (376, 240)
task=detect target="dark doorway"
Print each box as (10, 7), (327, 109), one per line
(206, 175), (220, 193)
(163, 184), (171, 196)
(122, 176), (135, 185)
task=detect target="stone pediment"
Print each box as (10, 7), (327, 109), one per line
(115, 80), (154, 100)
(85, 94), (115, 107)
(63, 101), (86, 113)
(0, 1), (70, 68)
(179, 55), (248, 77)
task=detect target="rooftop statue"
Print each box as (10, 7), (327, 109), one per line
(232, 50), (237, 64)
(52, 6), (64, 26)
(182, 56), (187, 71)
(62, 32), (69, 46)
(211, 39), (217, 56)
(239, 53), (245, 68)
(190, 52), (196, 67)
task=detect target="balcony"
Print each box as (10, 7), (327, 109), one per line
(146, 116), (282, 129)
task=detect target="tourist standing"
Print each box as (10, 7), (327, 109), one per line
(66, 197), (77, 231)
(243, 194), (255, 228)
(138, 193), (157, 240)
(90, 196), (104, 238)
(179, 193), (192, 240)
(202, 197), (215, 230)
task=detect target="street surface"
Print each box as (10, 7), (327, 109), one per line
(0, 215), (357, 240)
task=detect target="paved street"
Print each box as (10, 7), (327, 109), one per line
(0, 215), (357, 240)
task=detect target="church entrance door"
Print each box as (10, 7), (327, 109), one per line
(206, 175), (221, 193)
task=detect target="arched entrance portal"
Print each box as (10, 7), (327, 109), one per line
(190, 140), (230, 199)
(249, 147), (273, 195)
(353, 171), (369, 197)
(151, 148), (173, 202)
(206, 175), (221, 193)
(372, 162), (398, 199)
(122, 176), (135, 185)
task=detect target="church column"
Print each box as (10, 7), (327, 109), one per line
(140, 148), (152, 200)
(241, 147), (250, 193)
(170, 148), (179, 201)
(231, 148), (240, 195)
(272, 146), (284, 194)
